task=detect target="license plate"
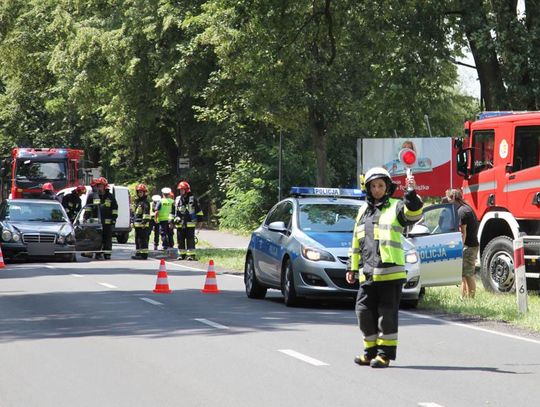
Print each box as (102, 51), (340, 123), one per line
(27, 243), (56, 256)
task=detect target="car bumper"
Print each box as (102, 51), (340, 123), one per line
(291, 257), (422, 300)
(1, 242), (76, 258)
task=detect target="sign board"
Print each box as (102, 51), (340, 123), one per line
(178, 157), (190, 170)
(357, 137), (461, 197)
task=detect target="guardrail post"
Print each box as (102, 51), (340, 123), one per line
(513, 236), (528, 313)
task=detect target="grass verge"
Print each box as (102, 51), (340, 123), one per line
(420, 285), (540, 333)
(195, 248), (247, 272)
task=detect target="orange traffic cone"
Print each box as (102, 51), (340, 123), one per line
(153, 259), (172, 294)
(0, 244), (5, 268)
(201, 259), (220, 293)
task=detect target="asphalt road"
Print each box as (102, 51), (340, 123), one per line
(1, 244), (539, 407)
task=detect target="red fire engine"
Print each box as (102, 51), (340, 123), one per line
(455, 111), (540, 293)
(0, 148), (85, 200)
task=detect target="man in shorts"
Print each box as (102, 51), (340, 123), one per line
(446, 189), (480, 298)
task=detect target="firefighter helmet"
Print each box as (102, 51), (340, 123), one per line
(364, 167), (391, 185)
(135, 184), (148, 193)
(75, 185), (87, 194)
(177, 181), (190, 192)
(95, 177), (109, 187)
(42, 182), (54, 192)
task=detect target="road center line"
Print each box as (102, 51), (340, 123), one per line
(98, 282), (118, 289)
(401, 311), (540, 345)
(140, 297), (163, 306)
(71, 274), (84, 278)
(418, 403), (445, 407)
(194, 318), (229, 330)
(278, 349), (329, 366)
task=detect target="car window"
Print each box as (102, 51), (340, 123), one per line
(417, 204), (458, 235)
(264, 201), (293, 227)
(298, 203), (359, 232)
(2, 201), (68, 222)
(513, 126), (540, 172)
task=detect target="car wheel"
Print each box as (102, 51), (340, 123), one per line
(481, 236), (514, 293)
(282, 258), (299, 307)
(116, 232), (129, 244)
(244, 254), (267, 299)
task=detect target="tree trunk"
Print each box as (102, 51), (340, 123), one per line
(309, 104), (328, 187)
(460, 1), (508, 110)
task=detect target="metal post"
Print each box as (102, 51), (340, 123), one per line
(278, 130), (282, 201)
(513, 236), (528, 313)
(424, 114), (433, 138)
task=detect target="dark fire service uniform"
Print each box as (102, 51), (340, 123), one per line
(62, 190), (82, 223)
(132, 194), (152, 259)
(86, 188), (118, 259)
(348, 171), (422, 365)
(172, 192), (203, 259)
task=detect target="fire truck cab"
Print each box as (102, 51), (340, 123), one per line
(455, 111), (540, 293)
(0, 148), (84, 200)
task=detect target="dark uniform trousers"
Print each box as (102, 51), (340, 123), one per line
(177, 226), (196, 253)
(355, 281), (402, 360)
(150, 220), (159, 248)
(135, 227), (150, 259)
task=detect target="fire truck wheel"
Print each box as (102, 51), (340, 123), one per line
(480, 236), (515, 293)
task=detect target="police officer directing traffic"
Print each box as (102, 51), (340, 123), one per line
(172, 181), (204, 260)
(131, 184), (152, 260)
(346, 167), (423, 368)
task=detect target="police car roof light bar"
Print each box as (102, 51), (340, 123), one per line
(289, 187), (365, 199)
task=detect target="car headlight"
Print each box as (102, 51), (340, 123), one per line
(57, 235), (65, 244)
(12, 233), (21, 242)
(405, 250), (419, 264)
(301, 246), (335, 262)
(2, 230), (12, 242)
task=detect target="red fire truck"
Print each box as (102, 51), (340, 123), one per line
(0, 148), (85, 200)
(455, 111), (540, 293)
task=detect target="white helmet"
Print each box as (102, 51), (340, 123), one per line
(364, 167), (391, 185)
(161, 187), (172, 195)
(151, 194), (161, 203)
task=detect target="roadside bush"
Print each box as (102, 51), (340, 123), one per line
(218, 160), (274, 232)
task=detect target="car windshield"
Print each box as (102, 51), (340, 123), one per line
(298, 203), (360, 232)
(15, 160), (66, 181)
(1, 202), (68, 222)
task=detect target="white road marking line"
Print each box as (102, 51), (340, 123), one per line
(226, 274), (244, 279)
(140, 297), (163, 306)
(402, 311), (540, 345)
(98, 282), (118, 289)
(278, 349), (329, 366)
(194, 318), (229, 330)
(71, 274), (84, 278)
(418, 403), (445, 407)
(162, 261), (205, 272)
(44, 265), (55, 269)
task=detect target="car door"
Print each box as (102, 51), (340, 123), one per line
(407, 203), (463, 287)
(74, 204), (103, 252)
(256, 201), (293, 286)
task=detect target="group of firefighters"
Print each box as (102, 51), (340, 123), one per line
(132, 181), (203, 261)
(43, 177), (203, 262)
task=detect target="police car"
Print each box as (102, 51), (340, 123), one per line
(244, 187), (463, 307)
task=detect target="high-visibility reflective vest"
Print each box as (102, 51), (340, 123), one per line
(157, 197), (173, 222)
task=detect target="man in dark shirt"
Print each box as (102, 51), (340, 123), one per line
(446, 189), (479, 299)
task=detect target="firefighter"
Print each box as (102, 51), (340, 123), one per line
(93, 177), (118, 260)
(155, 187), (174, 250)
(131, 184), (152, 260)
(40, 183), (56, 200)
(172, 181), (204, 260)
(346, 167), (423, 368)
(62, 185), (86, 223)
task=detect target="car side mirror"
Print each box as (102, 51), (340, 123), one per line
(268, 221), (287, 233)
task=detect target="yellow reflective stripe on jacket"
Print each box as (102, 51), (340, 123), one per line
(349, 204), (368, 272)
(404, 206), (423, 221)
(372, 271), (407, 282)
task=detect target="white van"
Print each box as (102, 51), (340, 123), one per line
(56, 184), (132, 243)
